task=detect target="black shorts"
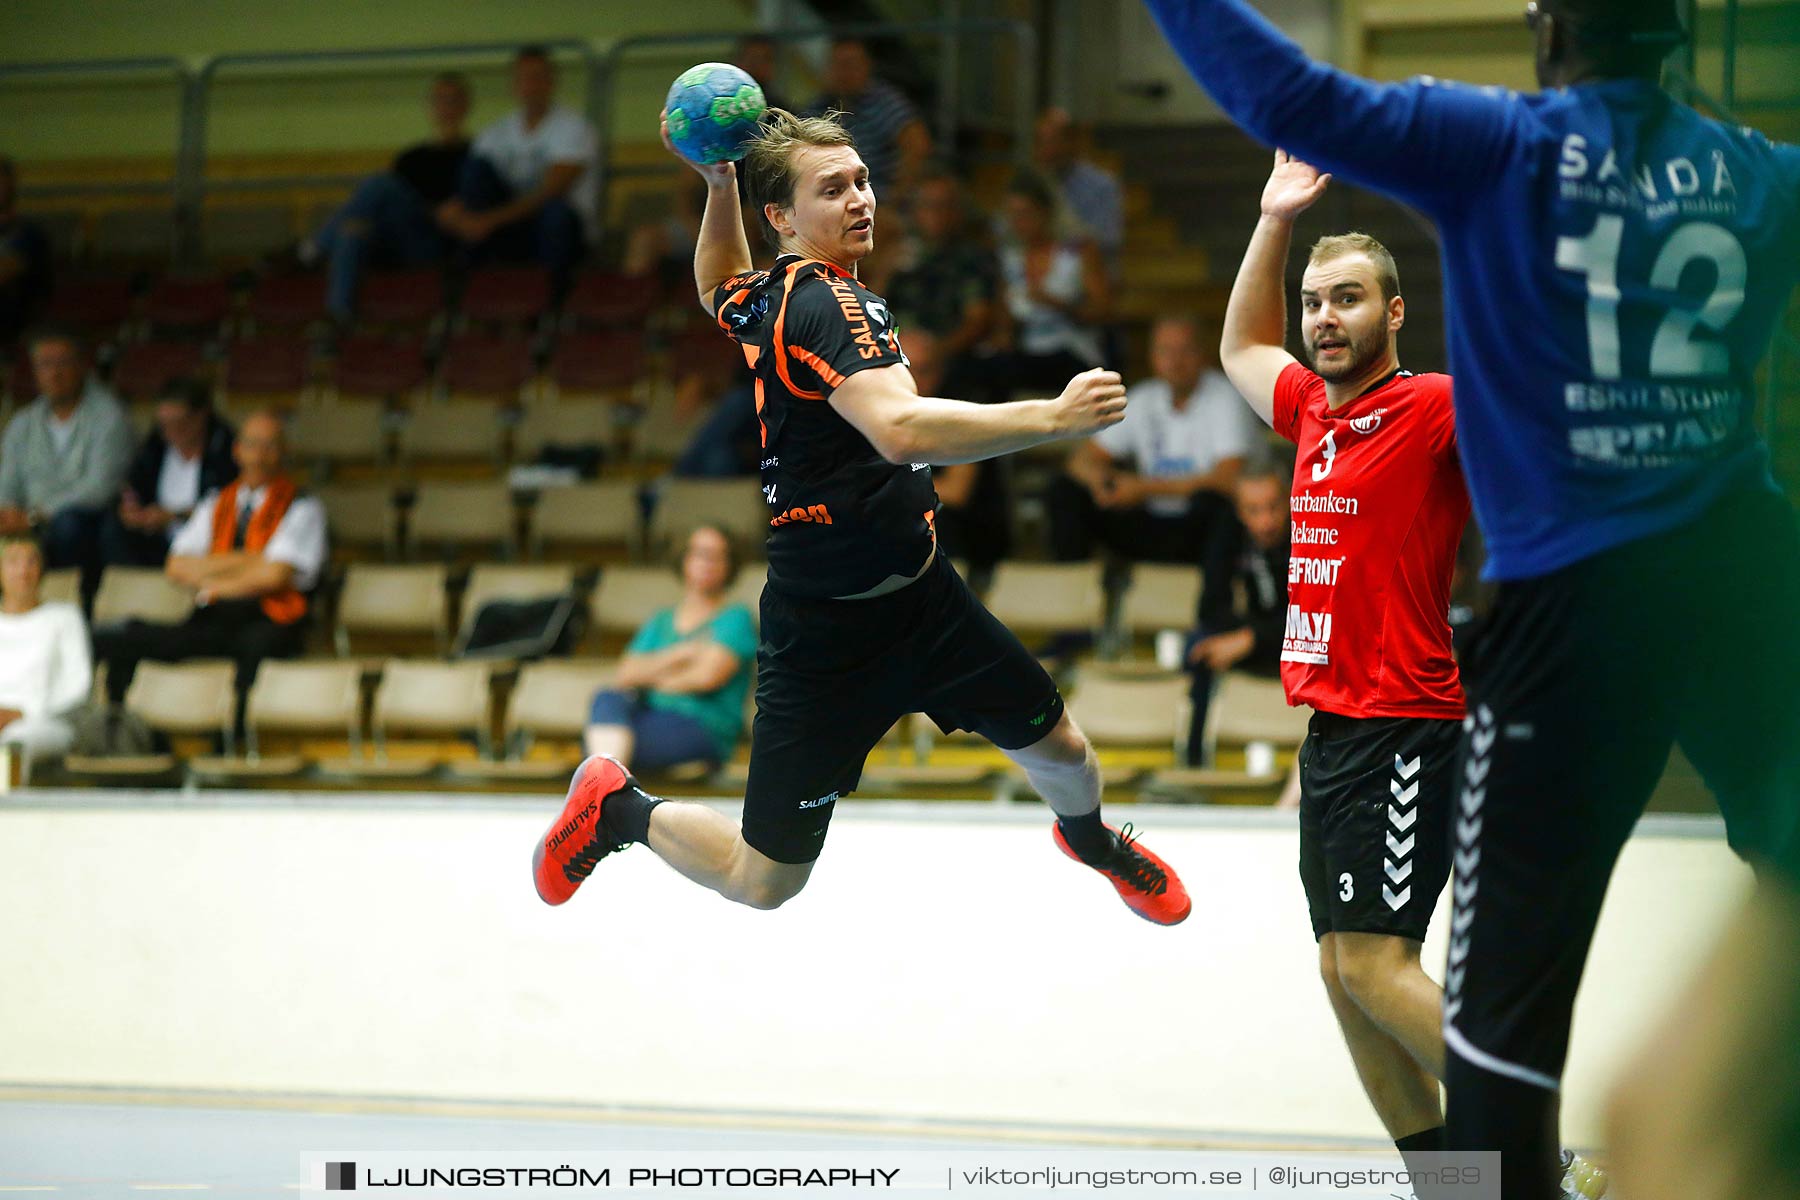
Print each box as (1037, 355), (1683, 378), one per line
(1444, 484), (1800, 1088)
(742, 553), (1064, 864)
(1299, 711), (1460, 942)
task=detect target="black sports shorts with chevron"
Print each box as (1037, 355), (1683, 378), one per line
(1298, 711), (1459, 942)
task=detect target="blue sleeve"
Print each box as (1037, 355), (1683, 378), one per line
(710, 605), (759, 660)
(1143, 0), (1524, 216)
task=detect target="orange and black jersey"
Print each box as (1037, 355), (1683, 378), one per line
(711, 254), (938, 599)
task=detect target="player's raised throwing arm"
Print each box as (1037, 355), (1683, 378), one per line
(660, 113), (755, 313)
(1221, 150), (1330, 428)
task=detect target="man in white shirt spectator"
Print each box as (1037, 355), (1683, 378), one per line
(104, 377), (237, 568)
(440, 45), (598, 288)
(1050, 315), (1261, 565)
(0, 537), (90, 780)
(1033, 107), (1124, 273)
(0, 325), (133, 591)
(93, 412), (326, 719)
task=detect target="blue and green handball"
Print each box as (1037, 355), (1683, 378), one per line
(664, 62), (767, 166)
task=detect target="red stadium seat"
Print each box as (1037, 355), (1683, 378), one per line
(439, 333), (533, 400)
(549, 330), (645, 395)
(357, 269), (445, 329)
(45, 274), (134, 340)
(247, 273), (327, 331)
(460, 266), (551, 327)
(224, 335), (311, 400)
(143, 274), (232, 336)
(333, 334), (428, 401)
(563, 270), (661, 330)
(112, 340), (207, 402)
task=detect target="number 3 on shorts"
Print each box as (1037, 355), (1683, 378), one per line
(1339, 872), (1354, 901)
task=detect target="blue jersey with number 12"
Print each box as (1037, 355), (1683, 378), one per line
(1145, 0), (1800, 580)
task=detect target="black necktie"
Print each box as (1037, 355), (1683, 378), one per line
(232, 495), (253, 550)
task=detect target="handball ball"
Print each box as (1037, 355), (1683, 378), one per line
(665, 62), (767, 165)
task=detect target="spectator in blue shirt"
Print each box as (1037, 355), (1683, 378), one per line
(1033, 107), (1125, 273)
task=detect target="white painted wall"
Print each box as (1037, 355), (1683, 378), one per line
(0, 797), (1747, 1147)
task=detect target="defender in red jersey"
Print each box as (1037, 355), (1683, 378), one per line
(1219, 152), (1472, 1176)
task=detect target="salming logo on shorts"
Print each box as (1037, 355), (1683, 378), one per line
(798, 791), (839, 811)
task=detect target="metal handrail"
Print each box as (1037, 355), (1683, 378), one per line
(0, 56), (190, 203)
(595, 19), (1039, 220)
(182, 39), (605, 262)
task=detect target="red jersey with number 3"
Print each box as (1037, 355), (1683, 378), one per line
(1273, 362), (1468, 719)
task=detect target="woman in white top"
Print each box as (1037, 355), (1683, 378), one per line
(0, 537), (92, 778)
(958, 170), (1111, 406)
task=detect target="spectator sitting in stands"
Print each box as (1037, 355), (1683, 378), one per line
(883, 169), (998, 389)
(583, 524), (757, 774)
(103, 377), (236, 568)
(803, 38), (931, 196)
(1183, 465), (1289, 766)
(440, 46), (598, 290)
(93, 412), (325, 716)
(0, 325), (133, 589)
(913, 329), (1011, 571)
(297, 73), (472, 323)
(1049, 314), (1256, 566)
(959, 171), (1110, 405)
(1032, 108), (1124, 274)
(0, 537), (91, 780)
(0, 157), (51, 348)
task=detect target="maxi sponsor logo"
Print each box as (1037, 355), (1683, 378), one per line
(1280, 605), (1332, 665)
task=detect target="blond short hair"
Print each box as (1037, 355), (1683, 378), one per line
(1308, 232), (1400, 303)
(742, 108), (860, 250)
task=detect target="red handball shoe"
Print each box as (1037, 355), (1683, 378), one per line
(533, 755), (633, 906)
(1053, 821), (1192, 925)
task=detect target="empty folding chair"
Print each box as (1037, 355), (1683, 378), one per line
(335, 562), (449, 656)
(189, 658), (363, 782)
(1148, 671), (1311, 799)
(91, 566), (194, 629)
(63, 659), (236, 781)
(319, 658), (494, 778)
(223, 335), (311, 406)
(110, 341), (206, 403)
(1119, 562), (1205, 654)
(142, 274), (232, 338)
(646, 478), (767, 558)
(404, 480), (517, 559)
(452, 658), (617, 782)
(398, 400), (504, 467)
(316, 481), (397, 558)
(528, 480), (641, 560)
(356, 268), (445, 330)
(548, 329), (645, 399)
(455, 562), (578, 644)
(331, 334), (428, 403)
(246, 273), (327, 332)
(288, 399), (388, 470)
(460, 265), (550, 329)
(513, 398), (617, 464)
(438, 333), (532, 402)
(45, 273), (133, 342)
(563, 269), (660, 330)
(727, 560), (767, 614)
(983, 561), (1107, 641)
(589, 564), (683, 642)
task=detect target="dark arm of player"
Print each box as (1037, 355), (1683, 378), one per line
(1141, 0), (1518, 213)
(829, 362), (1126, 466)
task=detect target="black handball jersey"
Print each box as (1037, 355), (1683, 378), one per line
(711, 254), (939, 599)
